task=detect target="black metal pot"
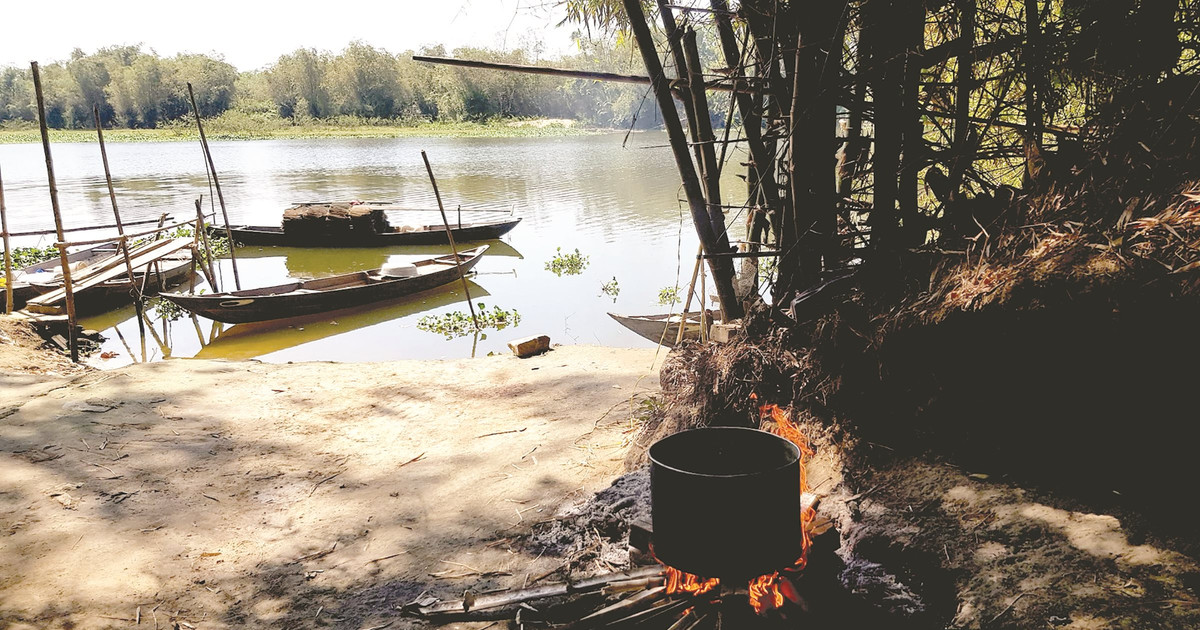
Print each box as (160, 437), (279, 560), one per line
(649, 427), (803, 580)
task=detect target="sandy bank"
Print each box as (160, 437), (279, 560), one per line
(0, 344), (663, 629)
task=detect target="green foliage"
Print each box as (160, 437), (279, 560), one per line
(145, 295), (189, 322)
(416, 302), (521, 339)
(600, 276), (620, 300)
(657, 285), (681, 306)
(0, 36), (662, 131)
(5, 245), (60, 269)
(545, 247), (590, 276)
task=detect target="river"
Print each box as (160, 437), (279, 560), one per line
(0, 133), (751, 365)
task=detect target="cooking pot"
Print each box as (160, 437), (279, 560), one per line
(649, 427), (803, 579)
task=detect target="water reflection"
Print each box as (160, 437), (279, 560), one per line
(197, 280), (489, 360)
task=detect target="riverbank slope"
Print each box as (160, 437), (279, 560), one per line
(0, 321), (662, 629)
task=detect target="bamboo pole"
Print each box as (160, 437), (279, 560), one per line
(94, 105), (145, 337)
(187, 83), (241, 290)
(1023, 0), (1043, 188)
(655, 0), (705, 168)
(621, 0), (743, 320)
(31, 61), (79, 362)
(194, 199), (219, 290)
(411, 55), (761, 95)
(420, 150), (478, 328)
(949, 0), (976, 202)
(676, 243), (705, 345)
(8, 216), (173, 238)
(0, 165), (12, 314)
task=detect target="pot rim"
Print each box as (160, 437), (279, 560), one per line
(648, 426), (801, 479)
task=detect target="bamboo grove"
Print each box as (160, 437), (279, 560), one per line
(568, 0), (1199, 320)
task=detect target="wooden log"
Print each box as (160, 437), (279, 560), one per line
(1, 165), (12, 314)
(621, 0), (743, 320)
(31, 61), (78, 362)
(187, 82), (241, 290)
(507, 334), (550, 358)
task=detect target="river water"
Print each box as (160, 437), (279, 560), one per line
(0, 133), (750, 365)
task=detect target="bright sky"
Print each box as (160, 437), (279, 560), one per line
(0, 1), (580, 71)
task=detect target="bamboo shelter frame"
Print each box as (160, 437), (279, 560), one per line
(416, 1), (1194, 311)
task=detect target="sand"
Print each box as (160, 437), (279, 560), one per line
(0, 333), (663, 630)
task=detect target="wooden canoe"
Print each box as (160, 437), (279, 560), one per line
(607, 311), (712, 347)
(160, 246), (488, 324)
(9, 242), (193, 313)
(6, 243), (120, 308)
(216, 217), (522, 247)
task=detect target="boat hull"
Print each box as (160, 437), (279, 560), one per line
(162, 247), (487, 324)
(607, 312), (708, 347)
(217, 218), (521, 247)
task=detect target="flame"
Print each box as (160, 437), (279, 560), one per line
(664, 566), (720, 597)
(748, 402), (816, 615)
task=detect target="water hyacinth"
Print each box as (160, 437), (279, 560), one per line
(417, 302), (521, 339)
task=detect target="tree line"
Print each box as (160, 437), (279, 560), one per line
(0, 38), (673, 129)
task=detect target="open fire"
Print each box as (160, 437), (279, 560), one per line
(409, 401), (827, 627)
(660, 401), (817, 616)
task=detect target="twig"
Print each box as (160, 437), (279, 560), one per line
(202, 494), (219, 502)
(296, 541), (337, 562)
(398, 453), (426, 468)
(136, 606), (140, 625)
(310, 470), (344, 496)
(988, 592), (1028, 625)
(476, 428), (527, 438)
(365, 552), (407, 564)
(71, 534), (84, 549)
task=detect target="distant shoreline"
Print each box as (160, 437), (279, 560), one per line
(0, 118), (605, 144)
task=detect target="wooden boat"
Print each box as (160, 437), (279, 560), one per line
(607, 311), (713, 347)
(9, 242), (193, 312)
(6, 243), (120, 307)
(216, 217), (522, 247)
(160, 246), (489, 324)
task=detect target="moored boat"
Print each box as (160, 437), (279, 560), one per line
(607, 311), (713, 347)
(216, 217), (522, 247)
(160, 246), (488, 324)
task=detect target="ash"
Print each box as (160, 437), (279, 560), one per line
(523, 467), (651, 571)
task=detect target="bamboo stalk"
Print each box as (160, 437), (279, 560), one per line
(677, 243), (705, 345)
(420, 151), (478, 328)
(8, 216), (174, 238)
(31, 61), (78, 362)
(194, 199), (220, 291)
(94, 105), (145, 337)
(622, 0), (743, 320)
(0, 165), (12, 314)
(187, 83), (241, 290)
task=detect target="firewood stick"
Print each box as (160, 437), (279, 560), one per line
(565, 586), (667, 629)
